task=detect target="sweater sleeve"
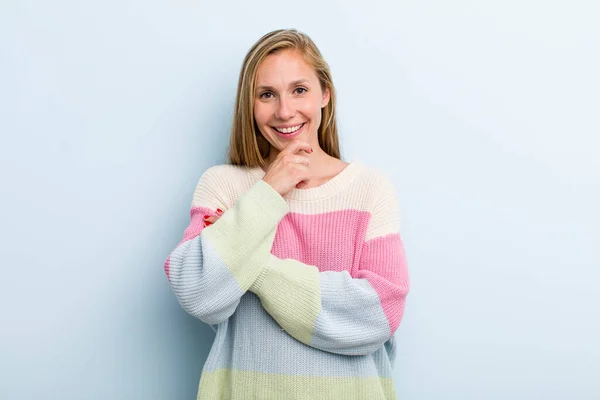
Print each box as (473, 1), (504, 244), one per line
(164, 168), (289, 326)
(248, 176), (410, 356)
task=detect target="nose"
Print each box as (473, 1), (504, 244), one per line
(275, 96), (295, 120)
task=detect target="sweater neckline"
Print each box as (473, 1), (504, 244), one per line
(248, 159), (364, 201)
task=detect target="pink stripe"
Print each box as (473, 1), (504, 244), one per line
(271, 209), (369, 274)
(356, 233), (409, 334)
(164, 258), (171, 278)
(165, 206), (216, 279)
(271, 210), (408, 332)
(182, 206), (215, 242)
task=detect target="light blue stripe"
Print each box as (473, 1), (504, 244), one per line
(202, 292), (394, 378)
(169, 235), (245, 325)
(384, 334), (397, 368)
(310, 271), (391, 355)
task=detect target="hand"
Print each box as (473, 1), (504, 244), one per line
(262, 139), (314, 197)
(203, 208), (224, 227)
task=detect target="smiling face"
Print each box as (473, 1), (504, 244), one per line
(253, 49), (330, 157)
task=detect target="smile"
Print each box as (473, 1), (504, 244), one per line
(273, 123), (304, 134)
(271, 123), (305, 139)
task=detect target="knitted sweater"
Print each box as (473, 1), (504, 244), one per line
(164, 159), (410, 400)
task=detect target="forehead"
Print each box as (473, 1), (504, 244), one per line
(255, 49), (318, 85)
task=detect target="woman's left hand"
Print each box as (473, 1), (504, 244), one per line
(203, 208), (224, 227)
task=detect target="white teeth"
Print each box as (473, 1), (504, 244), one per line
(275, 124), (303, 134)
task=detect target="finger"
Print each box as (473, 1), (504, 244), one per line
(285, 139), (313, 155)
(295, 166), (311, 189)
(296, 163), (311, 179)
(292, 155), (310, 166)
(295, 180), (309, 189)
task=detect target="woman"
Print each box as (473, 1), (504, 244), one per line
(164, 28), (410, 400)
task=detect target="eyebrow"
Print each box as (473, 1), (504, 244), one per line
(255, 79), (310, 92)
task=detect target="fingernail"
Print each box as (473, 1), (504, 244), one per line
(216, 208), (223, 214)
(205, 221), (212, 226)
(203, 215), (210, 219)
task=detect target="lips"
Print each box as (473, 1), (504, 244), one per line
(271, 123), (306, 139)
(273, 123), (305, 134)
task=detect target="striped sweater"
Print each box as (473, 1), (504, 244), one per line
(164, 159), (410, 400)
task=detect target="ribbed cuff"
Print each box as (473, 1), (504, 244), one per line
(250, 261), (271, 293)
(247, 254), (322, 345)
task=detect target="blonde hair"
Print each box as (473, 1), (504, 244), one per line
(228, 29), (341, 167)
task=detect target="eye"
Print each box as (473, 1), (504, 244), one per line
(259, 91), (274, 99)
(294, 87), (308, 95)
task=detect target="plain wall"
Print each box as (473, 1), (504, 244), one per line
(1, 0), (598, 398)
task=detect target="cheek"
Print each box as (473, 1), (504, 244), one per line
(253, 104), (270, 125)
(303, 98), (323, 121)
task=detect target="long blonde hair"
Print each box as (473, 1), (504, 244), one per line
(228, 29), (341, 167)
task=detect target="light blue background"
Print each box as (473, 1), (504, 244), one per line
(1, 0), (598, 398)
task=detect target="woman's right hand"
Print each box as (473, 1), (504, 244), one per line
(262, 139), (314, 197)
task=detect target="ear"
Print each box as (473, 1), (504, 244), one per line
(321, 87), (330, 108)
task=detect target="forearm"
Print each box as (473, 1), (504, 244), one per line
(249, 236), (409, 356)
(166, 179), (289, 324)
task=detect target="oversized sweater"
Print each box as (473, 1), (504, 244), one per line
(164, 159), (410, 400)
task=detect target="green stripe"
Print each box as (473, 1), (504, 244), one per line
(202, 180), (289, 289)
(197, 368), (397, 400)
(250, 255), (321, 345)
